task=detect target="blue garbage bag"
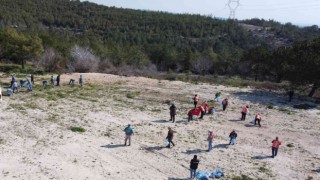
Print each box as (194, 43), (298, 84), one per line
(196, 171), (210, 180)
(211, 169), (224, 179)
(165, 138), (169, 145)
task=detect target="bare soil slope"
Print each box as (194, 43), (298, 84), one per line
(0, 73), (319, 180)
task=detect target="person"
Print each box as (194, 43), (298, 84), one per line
(229, 130), (237, 145)
(288, 90), (294, 102)
(222, 98), (228, 111)
(31, 74), (34, 85)
(188, 109), (193, 122)
(42, 81), (48, 87)
(201, 101), (208, 114)
(254, 113), (262, 127)
(169, 104), (176, 123)
(12, 81), (19, 93)
(166, 127), (175, 148)
(241, 106), (249, 120)
(199, 105), (205, 119)
(50, 76), (54, 88)
(56, 74), (60, 86)
(0, 87), (2, 102)
(271, 137), (281, 158)
(193, 94), (199, 108)
(10, 74), (16, 88)
(190, 155), (200, 179)
(124, 124), (134, 146)
(207, 131), (214, 152)
(27, 78), (32, 91)
(69, 79), (75, 87)
(79, 74), (83, 87)
(214, 92), (221, 102)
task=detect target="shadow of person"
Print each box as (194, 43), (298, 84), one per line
(182, 149), (205, 154)
(168, 178), (189, 180)
(100, 144), (124, 148)
(152, 119), (168, 123)
(251, 155), (273, 160)
(214, 144), (228, 149)
(312, 168), (320, 173)
(145, 146), (164, 151)
(229, 119), (243, 122)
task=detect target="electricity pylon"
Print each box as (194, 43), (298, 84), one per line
(228, 0), (240, 19)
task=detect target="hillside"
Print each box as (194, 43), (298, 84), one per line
(0, 73), (319, 179)
(1, 0), (320, 73)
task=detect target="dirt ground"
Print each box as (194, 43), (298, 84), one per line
(0, 73), (319, 180)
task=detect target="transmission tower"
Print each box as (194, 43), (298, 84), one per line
(227, 0), (240, 19)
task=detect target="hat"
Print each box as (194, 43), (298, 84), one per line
(276, 136), (278, 139)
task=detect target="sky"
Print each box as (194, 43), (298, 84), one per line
(82, 0), (320, 27)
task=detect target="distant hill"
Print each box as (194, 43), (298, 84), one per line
(0, 0), (320, 73)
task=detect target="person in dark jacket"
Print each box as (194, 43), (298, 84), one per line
(193, 94), (199, 108)
(169, 104), (176, 123)
(190, 155), (200, 179)
(31, 74), (34, 85)
(166, 127), (175, 148)
(288, 90), (294, 102)
(229, 130), (237, 145)
(56, 74), (60, 86)
(222, 98), (228, 111)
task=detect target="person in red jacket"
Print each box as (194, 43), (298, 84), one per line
(255, 113), (262, 127)
(241, 106), (249, 120)
(207, 130), (214, 152)
(193, 94), (199, 109)
(272, 137), (281, 158)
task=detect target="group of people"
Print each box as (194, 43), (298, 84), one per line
(4, 74), (84, 98)
(117, 90), (282, 179)
(7, 74), (33, 95)
(44, 74), (83, 88)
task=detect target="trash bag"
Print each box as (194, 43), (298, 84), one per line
(250, 119), (255, 124)
(210, 169), (224, 179)
(196, 171), (210, 180)
(7, 88), (13, 95)
(165, 138), (169, 145)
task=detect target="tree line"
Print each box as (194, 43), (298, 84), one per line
(241, 38), (320, 97)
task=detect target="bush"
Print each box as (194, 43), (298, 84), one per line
(267, 104), (274, 109)
(232, 175), (253, 180)
(293, 104), (316, 110)
(287, 143), (294, 148)
(70, 127), (86, 133)
(126, 92), (139, 99)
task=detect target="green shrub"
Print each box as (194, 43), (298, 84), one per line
(126, 92), (139, 99)
(287, 143), (294, 148)
(232, 175), (254, 180)
(70, 127), (86, 133)
(267, 104), (274, 109)
(293, 104), (316, 110)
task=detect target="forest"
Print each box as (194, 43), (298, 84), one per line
(0, 0), (319, 96)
